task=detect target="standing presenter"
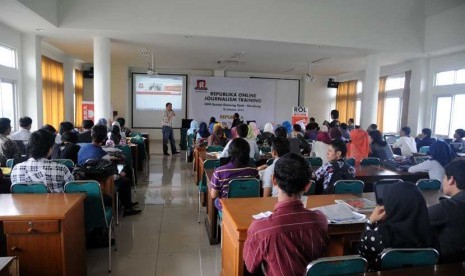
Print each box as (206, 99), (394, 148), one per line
(162, 102), (180, 155)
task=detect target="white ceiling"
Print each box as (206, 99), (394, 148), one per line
(0, 0), (462, 76)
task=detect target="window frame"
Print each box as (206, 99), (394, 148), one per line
(433, 93), (465, 137)
(434, 69), (465, 86)
(0, 43), (17, 69)
(0, 78), (18, 130)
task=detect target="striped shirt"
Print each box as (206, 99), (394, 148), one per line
(243, 200), (329, 276)
(209, 162), (258, 199)
(162, 110), (175, 127)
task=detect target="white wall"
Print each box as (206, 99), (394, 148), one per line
(303, 76), (335, 125)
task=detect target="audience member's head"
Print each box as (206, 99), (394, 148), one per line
(263, 122), (274, 134)
(293, 124), (302, 133)
(228, 137), (250, 168)
(59, 121), (74, 135)
(109, 125), (122, 145)
(400, 126), (411, 137)
(330, 109), (339, 120)
(233, 113), (239, 120)
(236, 123), (249, 138)
(19, 116), (32, 130)
(82, 120), (94, 130)
(368, 130), (387, 147)
(454, 129), (465, 140)
(212, 124), (224, 137)
(197, 122), (210, 138)
(274, 126), (288, 139)
(61, 131), (78, 144)
(444, 160), (465, 195)
(348, 118), (354, 125)
(340, 123), (348, 130)
(41, 124), (57, 134)
(96, 118), (108, 127)
(271, 136), (290, 158)
(209, 117), (216, 124)
(273, 153), (312, 197)
(327, 139), (347, 161)
(421, 128), (432, 138)
(282, 121), (292, 134)
(91, 124), (108, 144)
(329, 127), (342, 140)
(116, 117), (126, 127)
(27, 129), (55, 159)
(309, 117), (316, 123)
(0, 118), (12, 135)
(429, 140), (455, 167)
(367, 124), (377, 132)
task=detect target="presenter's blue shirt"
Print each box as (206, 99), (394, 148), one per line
(77, 144), (107, 165)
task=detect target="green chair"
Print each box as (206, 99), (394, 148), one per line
(6, 159), (14, 168)
(64, 180), (116, 272)
(266, 158), (275, 166)
(419, 146), (430, 154)
(305, 255), (367, 276)
(259, 146), (271, 153)
(334, 180), (364, 194)
(51, 159), (75, 169)
(380, 248), (439, 270)
(11, 182), (48, 193)
(303, 180), (316, 195)
(360, 157), (381, 166)
(345, 157), (356, 167)
(206, 145), (224, 152)
(228, 178), (261, 198)
(198, 159), (221, 223)
(129, 132), (148, 176)
(416, 179), (441, 190)
(306, 157), (323, 167)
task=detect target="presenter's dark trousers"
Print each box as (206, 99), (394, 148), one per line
(162, 125), (177, 154)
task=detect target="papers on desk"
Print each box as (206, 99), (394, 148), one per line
(311, 203), (366, 224)
(335, 198), (376, 212)
(252, 211), (273, 220)
(206, 152), (221, 159)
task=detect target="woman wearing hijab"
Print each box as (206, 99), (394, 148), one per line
(311, 132), (332, 163)
(196, 122), (210, 140)
(281, 121), (292, 137)
(359, 182), (434, 271)
(257, 122), (274, 146)
(347, 129), (370, 165)
(247, 122), (260, 139)
(208, 123), (227, 147)
(187, 120), (199, 136)
(368, 130), (394, 161)
(408, 140), (455, 181)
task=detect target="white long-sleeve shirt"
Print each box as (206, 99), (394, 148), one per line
(393, 136), (417, 157)
(408, 159), (445, 181)
(219, 138), (260, 160)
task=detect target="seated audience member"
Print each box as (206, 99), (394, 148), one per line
(207, 123), (227, 147)
(304, 122), (318, 141)
(257, 122), (274, 146)
(77, 119), (94, 143)
(187, 120), (199, 137)
(311, 131), (332, 163)
(368, 130), (394, 161)
(208, 117), (217, 134)
(408, 140), (454, 181)
(247, 122), (260, 139)
(281, 121), (292, 137)
(41, 124), (57, 134)
(359, 182), (434, 271)
(329, 127), (343, 141)
(243, 153), (329, 275)
(415, 128), (436, 151)
(309, 117), (316, 124)
(56, 121), (74, 144)
(347, 128), (370, 165)
(330, 109), (340, 127)
(77, 124), (141, 216)
(222, 122), (231, 139)
(220, 124), (260, 160)
(347, 118), (355, 131)
(259, 137), (290, 197)
(289, 124), (311, 154)
(392, 126), (417, 157)
(429, 160), (465, 263)
(314, 139), (355, 194)
(0, 118), (21, 166)
(340, 123), (351, 140)
(51, 131), (81, 164)
(210, 138), (259, 211)
(231, 112), (242, 128)
(367, 123), (377, 132)
(106, 124), (125, 147)
(116, 117), (131, 137)
(108, 121), (126, 143)
(10, 129), (73, 192)
(196, 122), (210, 141)
(453, 128), (465, 143)
(96, 118), (110, 132)
(11, 116), (32, 142)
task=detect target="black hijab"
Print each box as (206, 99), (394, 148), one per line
(379, 182), (434, 248)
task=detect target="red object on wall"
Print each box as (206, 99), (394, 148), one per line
(82, 101), (94, 121)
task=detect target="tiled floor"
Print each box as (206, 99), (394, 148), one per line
(87, 142), (221, 275)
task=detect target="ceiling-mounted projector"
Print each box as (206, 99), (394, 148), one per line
(147, 69), (157, 77)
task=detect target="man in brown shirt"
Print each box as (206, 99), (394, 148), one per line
(243, 153), (329, 276)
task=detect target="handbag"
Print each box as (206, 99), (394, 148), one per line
(72, 159), (118, 181)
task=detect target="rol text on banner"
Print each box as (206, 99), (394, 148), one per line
(291, 106), (308, 126)
(189, 77), (276, 128)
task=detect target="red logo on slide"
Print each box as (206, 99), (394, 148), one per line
(195, 80), (208, 90)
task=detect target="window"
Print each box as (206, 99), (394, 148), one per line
(450, 94), (465, 137)
(435, 69), (465, 86)
(434, 97), (452, 136)
(0, 44), (16, 68)
(0, 80), (17, 125)
(356, 81), (363, 94)
(383, 97), (401, 133)
(355, 100), (361, 126)
(385, 77), (405, 91)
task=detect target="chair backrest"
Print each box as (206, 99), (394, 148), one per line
(306, 255), (367, 276)
(303, 180), (316, 195)
(206, 145), (224, 152)
(380, 248), (439, 270)
(116, 145), (132, 169)
(259, 146), (271, 153)
(64, 180), (110, 230)
(187, 134), (194, 148)
(344, 157), (356, 167)
(416, 179), (441, 190)
(228, 178), (260, 198)
(419, 146), (430, 154)
(374, 179), (403, 186)
(360, 157), (381, 166)
(201, 159), (221, 187)
(266, 158), (275, 166)
(11, 182), (48, 194)
(334, 180), (364, 194)
(306, 157), (323, 167)
(6, 159), (14, 168)
(51, 159), (75, 169)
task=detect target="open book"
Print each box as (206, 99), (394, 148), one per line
(311, 203), (366, 224)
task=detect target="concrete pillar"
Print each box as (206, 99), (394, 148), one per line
(63, 57), (75, 123)
(93, 37), (112, 122)
(360, 54), (380, 129)
(408, 58), (428, 136)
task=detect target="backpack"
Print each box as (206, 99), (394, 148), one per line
(72, 159), (118, 181)
(324, 160), (355, 194)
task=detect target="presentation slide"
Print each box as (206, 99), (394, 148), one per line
(134, 74), (183, 110)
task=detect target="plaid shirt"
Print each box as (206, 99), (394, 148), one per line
(10, 158), (74, 193)
(162, 110), (175, 127)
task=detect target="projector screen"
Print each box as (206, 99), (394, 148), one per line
(132, 73), (187, 128)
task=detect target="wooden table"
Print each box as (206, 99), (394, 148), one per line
(220, 191), (441, 276)
(353, 165), (428, 191)
(0, 256), (18, 275)
(354, 262), (465, 275)
(0, 194), (86, 276)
